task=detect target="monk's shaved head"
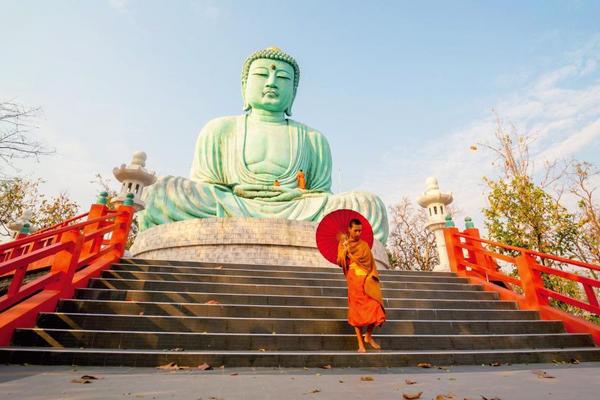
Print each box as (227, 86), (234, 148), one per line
(349, 218), (362, 228)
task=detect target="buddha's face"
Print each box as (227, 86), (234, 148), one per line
(245, 59), (295, 113)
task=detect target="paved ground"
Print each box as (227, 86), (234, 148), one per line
(1, 362), (600, 399)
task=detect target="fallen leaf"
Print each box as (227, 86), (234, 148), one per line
(470, 145), (478, 151)
(402, 392), (423, 399)
(360, 376), (374, 381)
(532, 370), (554, 379)
(338, 380), (344, 383)
(570, 358), (580, 364)
(205, 300), (220, 305)
(480, 396), (502, 400)
(489, 362), (501, 367)
(320, 364), (332, 369)
(169, 347), (184, 352)
(417, 362), (432, 368)
(79, 375), (98, 380)
(405, 379), (417, 385)
(197, 363), (213, 370)
(434, 395), (456, 400)
(437, 366), (449, 371)
(71, 378), (93, 384)
(230, 372), (239, 376)
(305, 388), (321, 394)
(258, 348), (266, 352)
(157, 362), (181, 370)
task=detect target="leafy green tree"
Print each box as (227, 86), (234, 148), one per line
(479, 118), (597, 321)
(483, 176), (578, 258)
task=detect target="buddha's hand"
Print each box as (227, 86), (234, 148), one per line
(233, 184), (304, 201)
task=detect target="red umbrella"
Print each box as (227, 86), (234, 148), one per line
(316, 209), (374, 265)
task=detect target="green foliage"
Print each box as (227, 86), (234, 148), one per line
(483, 176), (578, 257)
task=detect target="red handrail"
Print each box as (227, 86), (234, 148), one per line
(0, 201), (134, 345)
(444, 225), (600, 345)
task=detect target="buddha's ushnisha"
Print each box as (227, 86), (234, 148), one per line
(139, 47), (389, 243)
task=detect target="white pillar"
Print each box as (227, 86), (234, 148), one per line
(112, 151), (157, 211)
(417, 177), (454, 272)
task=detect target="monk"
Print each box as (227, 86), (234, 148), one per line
(296, 169), (306, 190)
(337, 218), (386, 352)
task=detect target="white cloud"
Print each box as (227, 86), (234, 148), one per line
(108, 0), (129, 13)
(361, 37), (600, 229)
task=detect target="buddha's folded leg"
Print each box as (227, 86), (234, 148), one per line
(321, 191), (389, 243)
(139, 176), (248, 229)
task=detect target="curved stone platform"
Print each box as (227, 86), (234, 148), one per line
(129, 218), (390, 269)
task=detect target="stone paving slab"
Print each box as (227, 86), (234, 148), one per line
(1, 362), (599, 399)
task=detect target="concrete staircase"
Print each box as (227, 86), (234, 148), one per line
(1, 258), (599, 367)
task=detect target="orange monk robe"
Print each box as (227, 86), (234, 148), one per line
(296, 170), (306, 190)
(337, 238), (386, 327)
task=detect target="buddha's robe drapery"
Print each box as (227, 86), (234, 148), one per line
(337, 239), (386, 328)
(139, 115), (389, 242)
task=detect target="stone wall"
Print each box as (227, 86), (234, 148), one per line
(129, 217), (390, 269)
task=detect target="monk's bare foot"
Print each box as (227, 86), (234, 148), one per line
(365, 336), (381, 350)
(357, 346), (366, 353)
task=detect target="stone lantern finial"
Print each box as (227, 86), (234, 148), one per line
(112, 151), (157, 211)
(417, 177), (454, 272)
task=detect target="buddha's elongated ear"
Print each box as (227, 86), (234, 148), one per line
(285, 105), (293, 116)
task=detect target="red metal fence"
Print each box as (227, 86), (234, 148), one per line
(0, 199), (134, 345)
(444, 223), (600, 345)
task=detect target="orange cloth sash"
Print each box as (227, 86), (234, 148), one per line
(337, 238), (384, 306)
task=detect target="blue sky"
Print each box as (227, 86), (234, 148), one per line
(2, 0), (599, 228)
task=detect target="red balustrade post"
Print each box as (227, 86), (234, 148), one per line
(46, 229), (84, 299)
(516, 251), (548, 309)
(109, 201), (135, 258)
(80, 192), (109, 261)
(443, 226), (464, 275)
(463, 220), (497, 280)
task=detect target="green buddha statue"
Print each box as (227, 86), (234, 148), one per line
(139, 47), (389, 243)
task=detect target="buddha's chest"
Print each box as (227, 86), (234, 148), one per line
(243, 125), (292, 175)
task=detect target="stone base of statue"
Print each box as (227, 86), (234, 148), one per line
(129, 218), (390, 269)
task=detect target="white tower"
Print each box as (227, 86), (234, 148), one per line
(112, 151), (157, 211)
(417, 177), (454, 272)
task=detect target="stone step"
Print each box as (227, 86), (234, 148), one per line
(14, 329), (594, 351)
(76, 288), (517, 309)
(111, 263), (469, 283)
(89, 278), (496, 300)
(101, 270), (480, 291)
(35, 313), (564, 335)
(57, 299), (538, 320)
(2, 346), (599, 367)
(118, 259), (457, 277)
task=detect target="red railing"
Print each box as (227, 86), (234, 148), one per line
(444, 224), (600, 345)
(0, 200), (134, 345)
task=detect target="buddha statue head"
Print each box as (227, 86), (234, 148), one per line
(241, 47), (300, 116)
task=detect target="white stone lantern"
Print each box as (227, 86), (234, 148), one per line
(8, 210), (33, 238)
(417, 177), (454, 272)
(112, 151), (157, 211)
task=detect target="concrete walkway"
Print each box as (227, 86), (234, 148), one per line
(1, 362), (599, 399)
